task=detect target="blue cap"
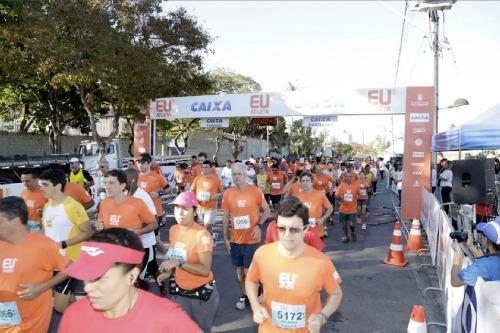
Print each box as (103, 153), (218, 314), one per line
(476, 218), (500, 245)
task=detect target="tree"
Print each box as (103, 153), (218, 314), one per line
(371, 135), (391, 156)
(269, 117), (289, 156)
(288, 119), (315, 159)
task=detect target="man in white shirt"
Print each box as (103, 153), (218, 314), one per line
(395, 164), (403, 206)
(246, 162), (256, 185)
(221, 160), (234, 188)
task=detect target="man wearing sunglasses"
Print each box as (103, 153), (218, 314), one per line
(246, 196), (343, 333)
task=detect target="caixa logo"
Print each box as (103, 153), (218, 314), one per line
(409, 113), (430, 122)
(191, 100), (231, 112)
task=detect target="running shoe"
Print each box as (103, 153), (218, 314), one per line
(351, 233), (357, 242)
(236, 295), (249, 310)
(361, 224), (367, 230)
(342, 237), (350, 243)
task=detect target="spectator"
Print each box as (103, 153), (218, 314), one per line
(451, 219), (500, 287)
(68, 157), (95, 191)
(439, 159), (453, 214)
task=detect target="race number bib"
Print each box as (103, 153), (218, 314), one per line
(176, 177), (184, 184)
(271, 183), (281, 190)
(0, 302), (21, 326)
(197, 191), (211, 201)
(233, 215), (251, 230)
(343, 193), (353, 202)
(258, 183), (266, 190)
(166, 248), (187, 261)
(308, 218), (317, 226)
(271, 301), (306, 329)
(139, 182), (147, 189)
(360, 189), (367, 196)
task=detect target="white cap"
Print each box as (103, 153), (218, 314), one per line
(70, 157), (80, 163)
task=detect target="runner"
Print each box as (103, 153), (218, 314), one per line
(0, 197), (71, 333)
(123, 168), (159, 285)
(192, 152), (217, 178)
(294, 172), (333, 239)
(246, 196), (342, 332)
(67, 157), (94, 191)
(221, 160), (234, 189)
(97, 169), (158, 235)
(64, 182), (95, 210)
(222, 162), (270, 310)
(357, 171), (372, 230)
(313, 166), (337, 226)
(173, 163), (191, 194)
(38, 168), (92, 312)
(57, 228), (200, 333)
(264, 217), (325, 252)
(191, 160), (223, 235)
(157, 192), (219, 332)
(256, 165), (270, 204)
(284, 170), (303, 197)
(336, 170), (361, 243)
(20, 169), (47, 232)
(267, 164), (286, 211)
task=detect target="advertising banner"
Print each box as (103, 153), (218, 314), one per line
(401, 86), (435, 219)
(149, 87), (409, 120)
(200, 118), (229, 128)
(421, 188), (440, 265)
(303, 115), (338, 127)
(133, 120), (151, 158)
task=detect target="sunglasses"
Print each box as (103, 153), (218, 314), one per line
(277, 225), (305, 234)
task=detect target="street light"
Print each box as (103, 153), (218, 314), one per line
(437, 97), (469, 132)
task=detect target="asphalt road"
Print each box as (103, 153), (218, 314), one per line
(50, 182), (446, 332)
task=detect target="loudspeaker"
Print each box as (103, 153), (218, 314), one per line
(451, 159), (495, 204)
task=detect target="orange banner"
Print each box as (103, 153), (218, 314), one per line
(401, 87), (435, 219)
(133, 107), (151, 158)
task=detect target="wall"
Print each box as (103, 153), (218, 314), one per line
(0, 132), (93, 156)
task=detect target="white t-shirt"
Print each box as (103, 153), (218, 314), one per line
(431, 169), (437, 187)
(370, 167), (378, 180)
(395, 171), (403, 190)
(440, 169), (453, 187)
(221, 167), (233, 187)
(133, 187), (157, 248)
(246, 168), (256, 185)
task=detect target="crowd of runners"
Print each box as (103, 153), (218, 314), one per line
(0, 152), (397, 332)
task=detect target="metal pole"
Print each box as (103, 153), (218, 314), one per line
(266, 126), (270, 157)
(152, 119), (156, 156)
(431, 10), (439, 135)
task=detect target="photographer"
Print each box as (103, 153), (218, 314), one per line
(451, 219), (500, 287)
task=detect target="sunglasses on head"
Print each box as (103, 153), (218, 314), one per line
(277, 225), (305, 234)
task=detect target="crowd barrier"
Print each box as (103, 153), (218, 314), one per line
(419, 188), (500, 332)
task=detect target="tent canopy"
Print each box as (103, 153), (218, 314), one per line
(431, 103), (500, 151)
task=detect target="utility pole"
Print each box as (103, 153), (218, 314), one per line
(430, 9), (439, 135)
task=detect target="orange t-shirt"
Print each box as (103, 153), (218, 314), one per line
(267, 171), (286, 196)
(64, 182), (93, 206)
(338, 172), (359, 184)
(358, 181), (370, 201)
(222, 185), (265, 244)
(173, 170), (190, 189)
(0, 232), (69, 333)
(138, 171), (168, 215)
(192, 164), (217, 179)
(190, 174), (223, 211)
(21, 188), (47, 222)
(98, 196), (155, 230)
(336, 182), (361, 214)
(168, 223), (214, 290)
(295, 190), (331, 237)
(312, 173), (334, 193)
(246, 242), (341, 333)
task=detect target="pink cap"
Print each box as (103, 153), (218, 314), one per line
(64, 242), (144, 280)
(172, 191), (198, 208)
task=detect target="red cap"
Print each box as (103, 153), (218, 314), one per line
(64, 242), (144, 280)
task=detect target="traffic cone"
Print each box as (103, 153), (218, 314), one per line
(405, 219), (424, 254)
(383, 221), (408, 267)
(407, 305), (427, 333)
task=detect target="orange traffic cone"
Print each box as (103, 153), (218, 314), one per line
(407, 305), (427, 333)
(405, 219), (424, 254)
(384, 221), (408, 267)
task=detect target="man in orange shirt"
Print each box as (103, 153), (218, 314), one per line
(173, 163), (190, 194)
(192, 152), (217, 179)
(246, 196), (342, 333)
(97, 169), (157, 235)
(336, 171), (361, 243)
(20, 170), (47, 232)
(191, 160), (223, 235)
(222, 162), (270, 310)
(0, 196), (70, 333)
(267, 164), (286, 211)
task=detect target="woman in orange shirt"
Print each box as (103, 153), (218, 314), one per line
(157, 191), (218, 332)
(294, 172), (333, 239)
(357, 171), (372, 231)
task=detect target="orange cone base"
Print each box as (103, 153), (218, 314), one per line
(384, 257), (408, 267)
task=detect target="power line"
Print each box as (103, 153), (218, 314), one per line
(393, 0), (409, 86)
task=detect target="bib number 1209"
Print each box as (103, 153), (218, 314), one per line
(271, 301), (305, 329)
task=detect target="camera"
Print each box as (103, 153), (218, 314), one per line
(449, 231), (468, 243)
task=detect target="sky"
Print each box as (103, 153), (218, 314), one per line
(163, 1), (500, 151)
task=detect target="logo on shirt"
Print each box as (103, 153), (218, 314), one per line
(2, 258), (17, 273)
(237, 200), (246, 208)
(81, 246), (105, 256)
(202, 235), (211, 245)
(110, 215), (121, 226)
(26, 200), (35, 208)
(279, 272), (298, 290)
(174, 242), (186, 252)
(139, 182), (147, 189)
(303, 202), (311, 208)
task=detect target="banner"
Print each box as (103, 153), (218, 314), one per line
(200, 118), (229, 128)
(401, 86), (435, 219)
(421, 188), (439, 265)
(303, 115), (338, 127)
(149, 87), (409, 120)
(133, 120), (151, 158)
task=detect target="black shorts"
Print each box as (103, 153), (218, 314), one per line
(53, 276), (85, 296)
(269, 194), (282, 205)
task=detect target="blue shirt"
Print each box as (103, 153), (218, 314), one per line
(458, 256), (500, 286)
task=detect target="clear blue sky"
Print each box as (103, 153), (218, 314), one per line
(163, 1), (500, 146)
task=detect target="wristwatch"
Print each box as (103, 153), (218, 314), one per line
(177, 260), (185, 268)
(61, 240), (68, 249)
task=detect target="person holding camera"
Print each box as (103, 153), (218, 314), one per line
(451, 219), (500, 287)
